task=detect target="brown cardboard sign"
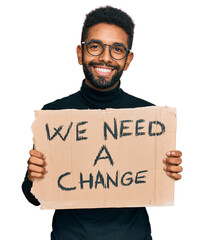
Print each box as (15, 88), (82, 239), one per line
(31, 106), (176, 209)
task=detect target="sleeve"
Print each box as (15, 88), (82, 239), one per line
(21, 106), (48, 206)
(22, 171), (40, 206)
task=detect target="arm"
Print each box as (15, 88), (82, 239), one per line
(163, 150), (183, 180)
(22, 149), (47, 206)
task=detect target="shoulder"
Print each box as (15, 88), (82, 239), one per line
(42, 91), (82, 110)
(120, 89), (155, 108)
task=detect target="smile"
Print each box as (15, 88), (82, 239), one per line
(95, 67), (112, 73)
(92, 65), (115, 77)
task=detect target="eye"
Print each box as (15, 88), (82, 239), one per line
(114, 47), (122, 52)
(112, 45), (125, 54)
(88, 42), (102, 51)
(91, 44), (99, 50)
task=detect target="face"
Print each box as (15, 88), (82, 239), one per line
(77, 23), (134, 91)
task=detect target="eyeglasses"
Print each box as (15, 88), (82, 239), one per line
(81, 40), (130, 60)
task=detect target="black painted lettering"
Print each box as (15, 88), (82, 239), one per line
(93, 145), (114, 166)
(121, 171), (133, 186)
(55, 123), (73, 141)
(95, 171), (106, 189)
(45, 123), (73, 141)
(135, 170), (148, 184)
(107, 171), (118, 188)
(58, 172), (76, 191)
(80, 172), (93, 189)
(76, 121), (88, 141)
(45, 123), (52, 140)
(46, 124), (62, 141)
(135, 119), (145, 136)
(148, 121), (166, 136)
(120, 120), (133, 138)
(104, 118), (118, 140)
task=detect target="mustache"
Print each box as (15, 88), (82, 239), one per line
(88, 62), (119, 70)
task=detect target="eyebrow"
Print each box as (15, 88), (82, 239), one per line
(90, 39), (127, 46)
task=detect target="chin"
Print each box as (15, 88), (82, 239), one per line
(88, 76), (119, 89)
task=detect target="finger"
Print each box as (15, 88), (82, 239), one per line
(28, 164), (47, 174)
(166, 150), (182, 158)
(166, 172), (182, 180)
(163, 165), (183, 173)
(28, 156), (46, 166)
(29, 171), (45, 180)
(164, 157), (182, 165)
(29, 149), (46, 160)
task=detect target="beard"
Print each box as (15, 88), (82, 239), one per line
(82, 61), (125, 89)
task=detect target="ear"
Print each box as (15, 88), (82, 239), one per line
(124, 52), (134, 71)
(76, 45), (83, 65)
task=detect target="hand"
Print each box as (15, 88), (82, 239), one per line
(163, 150), (183, 180)
(27, 149), (47, 182)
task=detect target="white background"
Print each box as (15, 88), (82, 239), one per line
(1, 0), (204, 239)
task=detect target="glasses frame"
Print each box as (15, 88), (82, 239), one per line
(81, 40), (130, 60)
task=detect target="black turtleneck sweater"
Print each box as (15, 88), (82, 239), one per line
(22, 80), (154, 240)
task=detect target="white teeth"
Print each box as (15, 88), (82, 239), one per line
(95, 67), (112, 73)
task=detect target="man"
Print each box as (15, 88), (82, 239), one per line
(22, 6), (183, 240)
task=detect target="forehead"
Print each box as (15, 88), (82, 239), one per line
(86, 23), (128, 46)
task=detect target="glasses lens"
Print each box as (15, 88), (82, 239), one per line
(111, 44), (127, 60)
(87, 41), (103, 56)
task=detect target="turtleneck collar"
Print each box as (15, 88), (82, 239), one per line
(80, 80), (124, 109)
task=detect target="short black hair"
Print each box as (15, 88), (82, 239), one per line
(81, 6), (135, 49)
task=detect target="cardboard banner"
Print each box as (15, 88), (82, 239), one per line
(31, 106), (177, 209)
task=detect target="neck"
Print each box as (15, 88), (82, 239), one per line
(84, 78), (119, 92)
(80, 79), (123, 109)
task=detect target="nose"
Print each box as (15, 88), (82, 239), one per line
(98, 45), (113, 63)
